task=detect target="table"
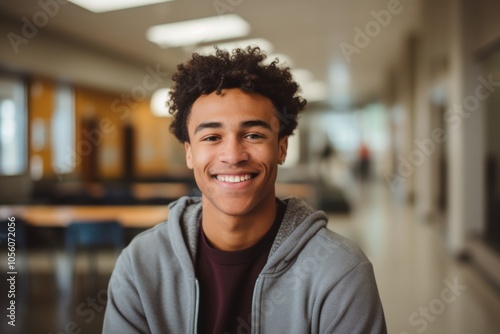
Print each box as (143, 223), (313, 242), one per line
(0, 205), (169, 228)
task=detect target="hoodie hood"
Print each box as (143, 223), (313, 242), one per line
(166, 196), (328, 277)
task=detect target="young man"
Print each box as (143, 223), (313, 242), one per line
(103, 47), (386, 333)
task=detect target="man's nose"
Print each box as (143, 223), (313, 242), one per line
(219, 137), (249, 165)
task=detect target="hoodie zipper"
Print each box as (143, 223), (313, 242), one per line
(193, 278), (199, 334)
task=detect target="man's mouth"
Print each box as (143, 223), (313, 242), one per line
(214, 174), (256, 183)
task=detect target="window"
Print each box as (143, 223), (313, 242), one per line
(0, 76), (26, 175)
(51, 83), (75, 175)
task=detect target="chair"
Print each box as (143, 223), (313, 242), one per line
(63, 220), (124, 297)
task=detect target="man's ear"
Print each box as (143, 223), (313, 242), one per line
(184, 142), (193, 170)
(278, 136), (288, 164)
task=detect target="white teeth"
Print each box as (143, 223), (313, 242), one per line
(216, 174), (252, 183)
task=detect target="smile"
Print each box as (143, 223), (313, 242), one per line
(215, 174), (255, 183)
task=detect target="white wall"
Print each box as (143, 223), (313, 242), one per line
(410, 0), (500, 254)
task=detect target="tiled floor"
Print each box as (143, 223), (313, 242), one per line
(327, 181), (500, 334)
(1, 180), (499, 334)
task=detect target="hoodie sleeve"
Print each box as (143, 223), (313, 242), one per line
(102, 251), (149, 333)
(320, 261), (387, 334)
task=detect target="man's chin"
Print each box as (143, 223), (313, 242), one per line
(204, 196), (257, 217)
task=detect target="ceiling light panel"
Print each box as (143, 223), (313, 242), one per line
(68, 0), (174, 13)
(147, 14), (250, 48)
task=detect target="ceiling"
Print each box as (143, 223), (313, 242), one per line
(0, 0), (421, 109)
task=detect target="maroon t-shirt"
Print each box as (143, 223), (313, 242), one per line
(196, 200), (286, 334)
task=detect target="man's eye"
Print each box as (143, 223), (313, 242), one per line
(245, 133), (264, 140)
(202, 136), (219, 142)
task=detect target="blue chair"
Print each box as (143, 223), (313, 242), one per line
(64, 220), (124, 296)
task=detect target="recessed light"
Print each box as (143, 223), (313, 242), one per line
(147, 14), (250, 48)
(150, 88), (172, 117)
(68, 0), (174, 13)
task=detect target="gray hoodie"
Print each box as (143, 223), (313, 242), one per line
(103, 196), (386, 333)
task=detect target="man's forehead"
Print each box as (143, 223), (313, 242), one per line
(187, 88), (281, 133)
(190, 90), (275, 117)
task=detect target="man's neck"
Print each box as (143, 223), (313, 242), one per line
(201, 197), (277, 251)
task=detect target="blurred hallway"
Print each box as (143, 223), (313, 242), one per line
(328, 180), (500, 334)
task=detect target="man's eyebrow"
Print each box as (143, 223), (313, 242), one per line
(241, 120), (272, 131)
(194, 121), (223, 135)
(194, 120), (273, 135)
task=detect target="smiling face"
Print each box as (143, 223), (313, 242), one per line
(185, 88), (288, 220)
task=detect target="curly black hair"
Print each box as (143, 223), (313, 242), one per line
(168, 47), (307, 143)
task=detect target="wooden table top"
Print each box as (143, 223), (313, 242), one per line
(0, 205), (169, 228)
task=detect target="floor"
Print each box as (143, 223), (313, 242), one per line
(326, 181), (500, 334)
(1, 180), (499, 334)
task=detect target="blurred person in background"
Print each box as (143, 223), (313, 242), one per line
(357, 140), (371, 181)
(103, 47), (386, 334)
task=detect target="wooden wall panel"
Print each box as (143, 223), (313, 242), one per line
(28, 78), (55, 178)
(133, 100), (189, 177)
(74, 87), (125, 180)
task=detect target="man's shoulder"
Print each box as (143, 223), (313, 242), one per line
(278, 197), (369, 266)
(128, 196), (201, 245)
(315, 227), (370, 264)
(125, 220), (170, 252)
(119, 196), (202, 264)
(293, 226), (372, 280)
